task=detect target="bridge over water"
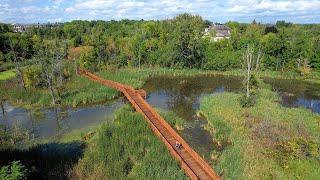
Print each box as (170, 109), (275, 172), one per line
(79, 69), (221, 180)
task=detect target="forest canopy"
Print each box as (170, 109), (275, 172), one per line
(1, 14), (320, 73)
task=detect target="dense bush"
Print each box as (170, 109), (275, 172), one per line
(239, 95), (257, 108)
(0, 161), (28, 180)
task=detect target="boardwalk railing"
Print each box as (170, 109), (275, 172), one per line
(79, 69), (221, 180)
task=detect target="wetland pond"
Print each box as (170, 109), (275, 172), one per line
(143, 74), (320, 162)
(1, 74), (320, 162)
(0, 100), (124, 139)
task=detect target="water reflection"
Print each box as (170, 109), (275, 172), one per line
(264, 78), (320, 113)
(1, 74), (319, 159)
(144, 74), (243, 160)
(143, 74), (320, 161)
(0, 100), (124, 139)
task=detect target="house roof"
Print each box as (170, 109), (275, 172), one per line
(206, 24), (231, 37)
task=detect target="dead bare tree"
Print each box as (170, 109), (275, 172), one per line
(243, 44), (254, 97)
(34, 39), (67, 104)
(242, 44), (263, 98)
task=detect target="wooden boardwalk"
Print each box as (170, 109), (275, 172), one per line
(79, 69), (221, 180)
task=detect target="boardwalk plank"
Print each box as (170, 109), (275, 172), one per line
(80, 69), (221, 180)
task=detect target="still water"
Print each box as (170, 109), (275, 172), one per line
(144, 74), (243, 160)
(143, 74), (320, 161)
(264, 78), (320, 113)
(0, 100), (124, 139)
(1, 74), (319, 159)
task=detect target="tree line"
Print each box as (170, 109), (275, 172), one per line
(1, 14), (320, 72)
(0, 14), (320, 104)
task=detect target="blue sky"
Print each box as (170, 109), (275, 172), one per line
(0, 0), (320, 24)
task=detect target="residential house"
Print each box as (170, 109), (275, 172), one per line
(204, 24), (231, 42)
(12, 23), (60, 33)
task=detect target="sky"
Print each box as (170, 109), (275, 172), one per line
(0, 0), (320, 24)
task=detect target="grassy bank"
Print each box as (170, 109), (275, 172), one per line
(2, 68), (206, 108)
(71, 105), (186, 179)
(213, 69), (320, 84)
(200, 85), (320, 179)
(2, 67), (320, 108)
(1, 104), (187, 179)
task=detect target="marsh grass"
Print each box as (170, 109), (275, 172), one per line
(2, 67), (210, 108)
(72, 105), (186, 179)
(3, 67), (320, 108)
(200, 84), (320, 179)
(0, 124), (33, 151)
(158, 109), (185, 131)
(0, 70), (15, 81)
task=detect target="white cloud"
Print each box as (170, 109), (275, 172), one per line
(0, 4), (9, 9)
(65, 7), (75, 12)
(1, 0), (320, 23)
(226, 0), (320, 13)
(89, 11), (97, 16)
(74, 0), (116, 10)
(227, 6), (246, 13)
(50, 0), (64, 6)
(47, 17), (63, 22)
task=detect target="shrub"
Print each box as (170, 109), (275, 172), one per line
(299, 66), (312, 77)
(239, 94), (257, 108)
(0, 161), (28, 180)
(22, 65), (43, 88)
(240, 75), (260, 107)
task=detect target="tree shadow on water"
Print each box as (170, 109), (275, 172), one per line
(0, 141), (85, 179)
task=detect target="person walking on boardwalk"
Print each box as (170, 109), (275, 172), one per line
(175, 141), (181, 150)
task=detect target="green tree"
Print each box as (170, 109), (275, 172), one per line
(79, 49), (96, 71)
(260, 33), (283, 70)
(276, 20), (293, 28)
(241, 20), (264, 47)
(3, 33), (29, 90)
(169, 13), (204, 68)
(292, 30), (314, 73)
(311, 36), (320, 71)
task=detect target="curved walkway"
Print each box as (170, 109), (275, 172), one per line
(79, 69), (221, 180)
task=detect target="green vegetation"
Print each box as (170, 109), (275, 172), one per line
(0, 161), (28, 180)
(200, 84), (320, 179)
(0, 70), (15, 81)
(70, 105), (186, 179)
(2, 16), (320, 72)
(0, 104), (187, 179)
(1, 14), (320, 179)
(2, 67), (208, 107)
(3, 67), (320, 108)
(0, 14), (320, 107)
(158, 109), (185, 131)
(0, 124), (33, 151)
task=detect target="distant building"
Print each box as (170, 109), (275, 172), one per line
(204, 24), (231, 42)
(12, 23), (60, 33)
